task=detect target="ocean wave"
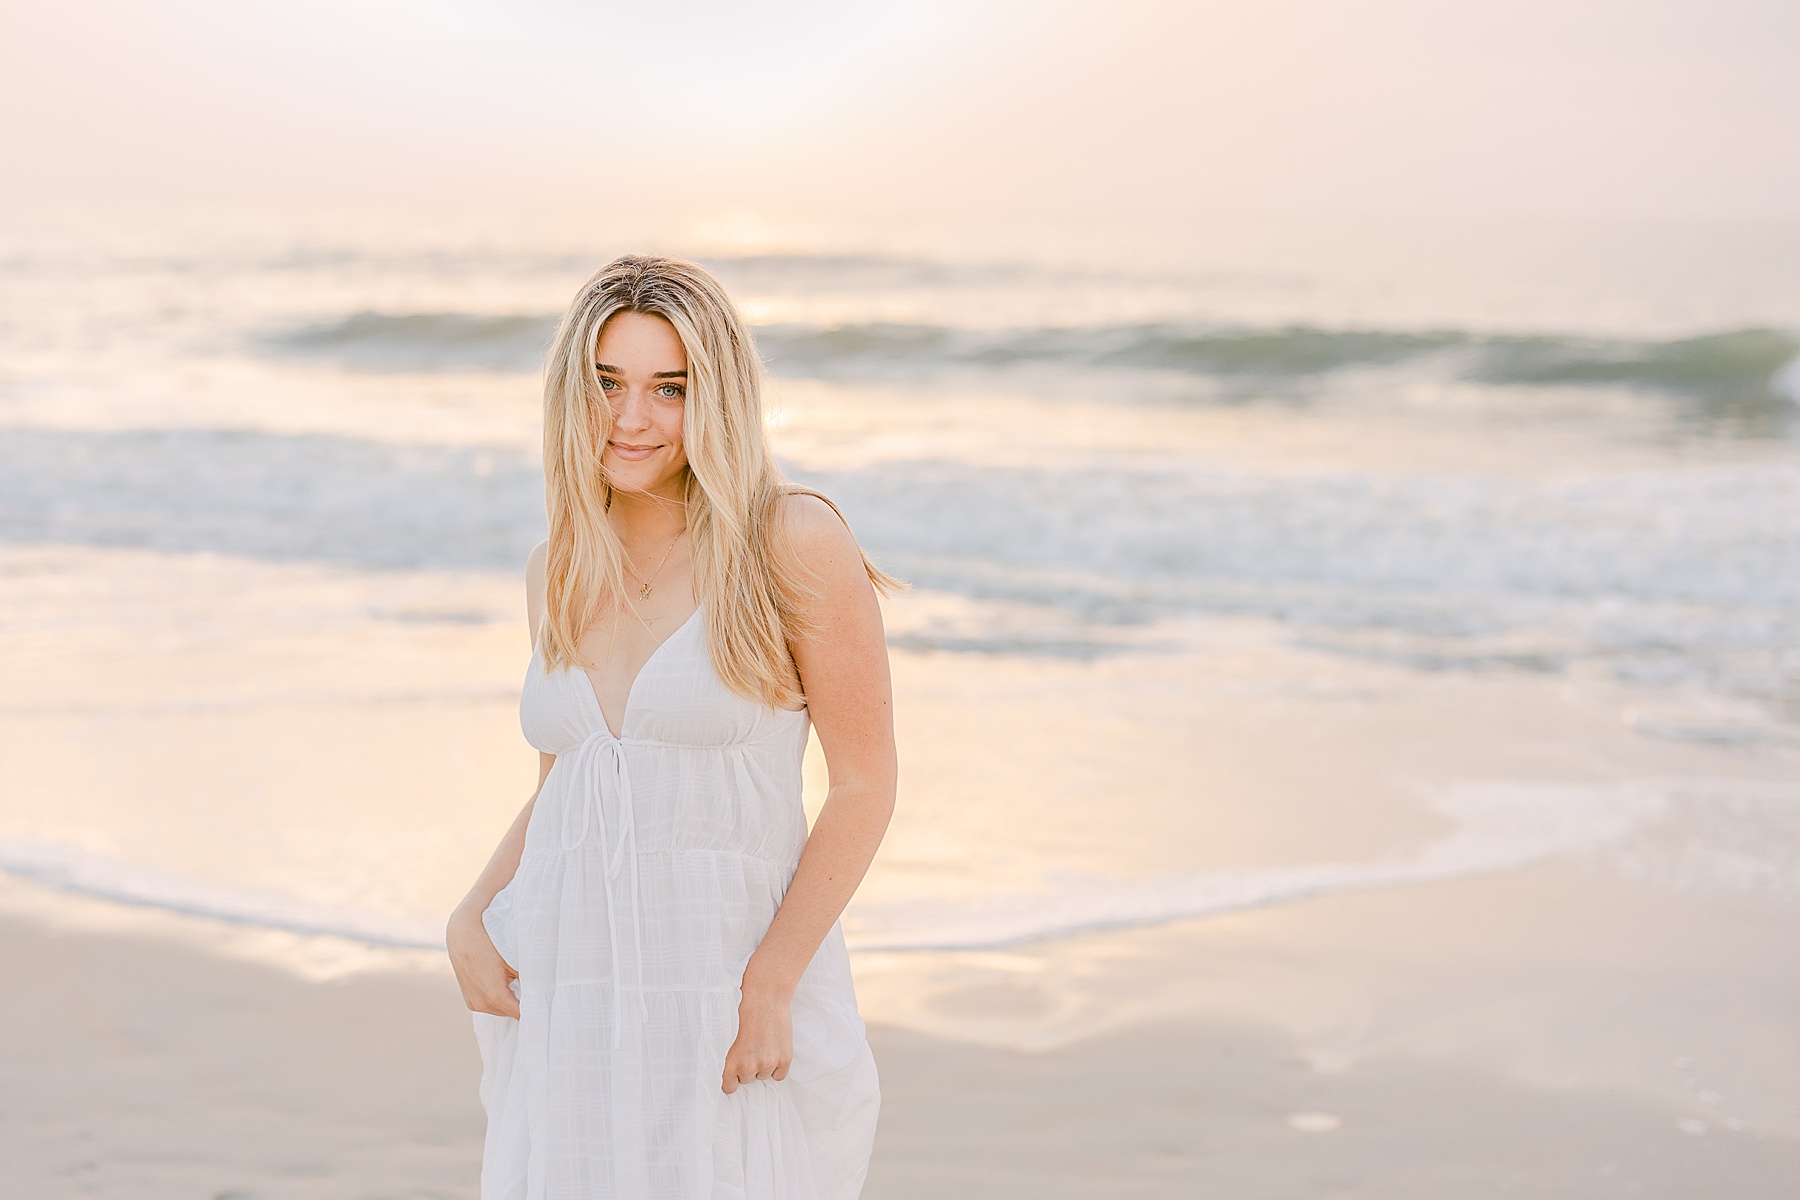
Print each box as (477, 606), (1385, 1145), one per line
(258, 312), (1800, 418)
(1474, 329), (1800, 420)
(757, 322), (1800, 423)
(3, 427), (1795, 698)
(754, 322), (1466, 376)
(0, 427), (546, 569)
(264, 311), (558, 373)
(795, 459), (1800, 614)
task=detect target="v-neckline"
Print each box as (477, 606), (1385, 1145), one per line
(577, 606), (702, 740)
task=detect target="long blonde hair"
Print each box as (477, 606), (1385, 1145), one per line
(540, 254), (899, 708)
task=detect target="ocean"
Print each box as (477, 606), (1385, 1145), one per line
(2, 209), (1798, 963)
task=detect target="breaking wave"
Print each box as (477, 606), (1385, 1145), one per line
(264, 311), (558, 373)
(262, 313), (1800, 423)
(1474, 329), (1800, 419)
(755, 322), (1463, 376)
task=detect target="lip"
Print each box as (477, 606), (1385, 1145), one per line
(608, 441), (660, 462)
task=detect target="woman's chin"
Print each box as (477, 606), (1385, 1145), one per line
(603, 459), (685, 497)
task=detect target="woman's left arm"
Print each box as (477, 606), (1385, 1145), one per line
(721, 495), (897, 1094)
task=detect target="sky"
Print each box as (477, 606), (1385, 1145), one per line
(1, 0), (1797, 223)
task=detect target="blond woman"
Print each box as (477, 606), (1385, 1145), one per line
(446, 256), (895, 1199)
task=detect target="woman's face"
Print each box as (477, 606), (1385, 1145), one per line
(595, 310), (689, 498)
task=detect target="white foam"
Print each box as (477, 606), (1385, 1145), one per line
(7, 780), (1789, 955)
(840, 782), (1670, 951)
(0, 840), (445, 950)
(1772, 351), (1800, 407)
(0, 780), (1692, 956)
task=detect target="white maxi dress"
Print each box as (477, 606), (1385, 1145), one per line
(473, 607), (880, 1200)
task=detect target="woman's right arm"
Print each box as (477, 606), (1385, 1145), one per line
(445, 540), (553, 1019)
(446, 753), (553, 1017)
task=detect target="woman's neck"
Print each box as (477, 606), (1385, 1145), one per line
(607, 481), (688, 544)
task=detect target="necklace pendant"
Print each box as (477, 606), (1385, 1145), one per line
(639, 584), (653, 600)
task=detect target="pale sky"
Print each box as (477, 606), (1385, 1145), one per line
(2, 0), (1797, 221)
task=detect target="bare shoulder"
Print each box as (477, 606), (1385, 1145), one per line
(774, 490), (863, 575)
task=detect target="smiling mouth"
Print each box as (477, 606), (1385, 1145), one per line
(609, 442), (660, 459)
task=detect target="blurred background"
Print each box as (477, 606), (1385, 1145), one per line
(2, 1), (1798, 1197)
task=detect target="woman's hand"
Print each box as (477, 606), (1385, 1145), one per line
(721, 980), (794, 1094)
(447, 902), (520, 1019)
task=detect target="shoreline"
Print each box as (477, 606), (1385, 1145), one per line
(5, 860), (1796, 1200)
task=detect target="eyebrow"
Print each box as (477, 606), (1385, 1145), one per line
(594, 362), (688, 379)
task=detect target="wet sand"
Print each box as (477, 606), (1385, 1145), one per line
(4, 855), (1796, 1200)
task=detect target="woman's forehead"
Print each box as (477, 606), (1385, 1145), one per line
(596, 311), (686, 370)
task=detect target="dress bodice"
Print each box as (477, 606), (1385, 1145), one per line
(521, 607), (808, 756)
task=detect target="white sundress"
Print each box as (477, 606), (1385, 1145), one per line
(473, 606), (880, 1199)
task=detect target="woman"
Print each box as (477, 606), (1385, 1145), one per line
(445, 255), (898, 1200)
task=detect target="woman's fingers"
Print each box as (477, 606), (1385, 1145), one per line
(454, 965), (520, 1018)
(461, 979), (520, 1019)
(457, 973), (519, 1017)
(722, 987), (794, 1092)
(720, 1043), (793, 1093)
(447, 917), (522, 1018)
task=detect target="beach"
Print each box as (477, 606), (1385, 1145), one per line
(5, 843), (1797, 1198)
(2, 211), (1799, 1196)
(5, 564), (1799, 1196)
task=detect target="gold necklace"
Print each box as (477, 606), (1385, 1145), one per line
(623, 529), (685, 600)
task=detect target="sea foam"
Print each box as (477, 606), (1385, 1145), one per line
(842, 781), (1670, 951)
(0, 840), (445, 949)
(3, 426), (1796, 700)
(0, 779), (1739, 955)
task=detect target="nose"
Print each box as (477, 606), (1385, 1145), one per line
(611, 386), (653, 432)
